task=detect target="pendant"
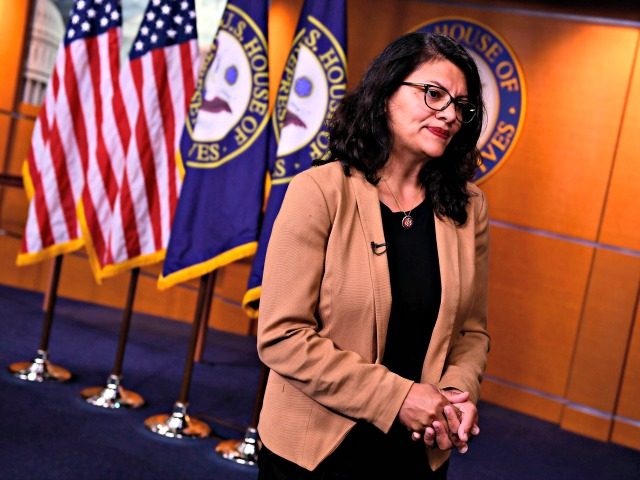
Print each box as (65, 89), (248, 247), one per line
(401, 214), (414, 229)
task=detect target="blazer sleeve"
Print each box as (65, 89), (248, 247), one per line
(438, 190), (491, 404)
(257, 172), (413, 433)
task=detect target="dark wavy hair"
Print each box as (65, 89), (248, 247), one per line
(325, 32), (484, 226)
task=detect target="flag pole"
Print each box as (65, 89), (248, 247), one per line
(80, 267), (144, 408)
(194, 269), (215, 363)
(144, 272), (215, 438)
(215, 362), (269, 466)
(8, 255), (72, 382)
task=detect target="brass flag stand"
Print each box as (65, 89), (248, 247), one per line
(80, 267), (144, 408)
(9, 255), (72, 382)
(144, 272), (216, 438)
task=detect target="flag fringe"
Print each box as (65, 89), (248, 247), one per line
(16, 239), (84, 267)
(99, 250), (167, 281)
(158, 242), (257, 291)
(21, 160), (35, 200)
(242, 286), (261, 319)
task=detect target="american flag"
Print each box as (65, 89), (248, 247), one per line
(18, 0), (123, 267)
(99, 0), (199, 278)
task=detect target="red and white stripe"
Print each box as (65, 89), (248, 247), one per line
(75, 28), (129, 274)
(105, 40), (199, 272)
(18, 33), (104, 263)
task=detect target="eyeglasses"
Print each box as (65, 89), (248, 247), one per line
(401, 82), (477, 124)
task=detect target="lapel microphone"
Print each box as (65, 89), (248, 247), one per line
(370, 241), (387, 255)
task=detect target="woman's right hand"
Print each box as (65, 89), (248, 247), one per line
(398, 383), (469, 450)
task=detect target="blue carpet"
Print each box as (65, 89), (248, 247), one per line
(0, 284), (638, 479)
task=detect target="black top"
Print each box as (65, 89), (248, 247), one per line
(327, 198), (443, 477)
(380, 198), (441, 381)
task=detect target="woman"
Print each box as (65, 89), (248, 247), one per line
(257, 32), (490, 479)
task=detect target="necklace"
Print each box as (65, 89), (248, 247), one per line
(382, 178), (421, 230)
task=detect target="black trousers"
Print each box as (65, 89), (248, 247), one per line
(258, 422), (449, 480)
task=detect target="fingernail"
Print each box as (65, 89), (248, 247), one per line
(460, 445), (468, 454)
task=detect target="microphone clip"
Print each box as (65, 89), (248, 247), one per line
(370, 241), (387, 256)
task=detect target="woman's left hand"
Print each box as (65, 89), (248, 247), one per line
(413, 389), (480, 453)
(441, 389), (480, 450)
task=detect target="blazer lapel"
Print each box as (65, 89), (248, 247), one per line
(421, 213), (461, 384)
(349, 172), (391, 362)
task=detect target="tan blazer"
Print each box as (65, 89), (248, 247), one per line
(257, 162), (490, 472)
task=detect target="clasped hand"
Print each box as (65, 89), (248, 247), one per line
(398, 383), (480, 454)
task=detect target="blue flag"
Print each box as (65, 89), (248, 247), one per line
(243, 0), (347, 317)
(159, 0), (269, 289)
